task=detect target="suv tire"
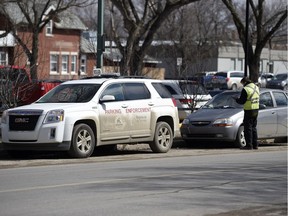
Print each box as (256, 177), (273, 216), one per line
(69, 123), (95, 158)
(149, 121), (173, 153)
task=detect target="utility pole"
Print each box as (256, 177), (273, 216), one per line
(96, 0), (104, 72)
(244, 0), (249, 78)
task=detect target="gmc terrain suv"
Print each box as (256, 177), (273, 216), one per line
(1, 78), (180, 158)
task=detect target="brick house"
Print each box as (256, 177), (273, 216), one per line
(0, 2), (87, 81)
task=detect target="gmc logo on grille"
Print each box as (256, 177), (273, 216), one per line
(15, 118), (29, 123)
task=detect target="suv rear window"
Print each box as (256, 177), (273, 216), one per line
(152, 83), (173, 98)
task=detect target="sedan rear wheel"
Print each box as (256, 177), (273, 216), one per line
(149, 121), (173, 153)
(234, 126), (246, 148)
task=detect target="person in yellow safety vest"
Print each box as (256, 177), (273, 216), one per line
(234, 77), (260, 150)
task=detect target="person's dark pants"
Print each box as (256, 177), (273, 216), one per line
(243, 110), (259, 149)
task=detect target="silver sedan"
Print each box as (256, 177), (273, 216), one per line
(180, 89), (287, 147)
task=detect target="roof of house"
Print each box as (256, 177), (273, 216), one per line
(0, 2), (87, 31)
(81, 37), (161, 64)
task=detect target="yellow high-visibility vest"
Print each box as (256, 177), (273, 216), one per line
(243, 83), (259, 110)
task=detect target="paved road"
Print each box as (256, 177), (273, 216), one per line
(0, 148), (286, 216)
(0, 150), (287, 216)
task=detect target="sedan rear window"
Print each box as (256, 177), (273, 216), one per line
(273, 92), (287, 106)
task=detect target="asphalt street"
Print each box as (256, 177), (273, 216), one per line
(0, 147), (286, 216)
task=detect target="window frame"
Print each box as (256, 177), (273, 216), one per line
(50, 53), (59, 74)
(71, 55), (77, 74)
(46, 20), (53, 35)
(61, 54), (69, 74)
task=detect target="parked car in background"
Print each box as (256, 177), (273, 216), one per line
(266, 73), (288, 91)
(257, 73), (274, 88)
(211, 71), (244, 90)
(0, 65), (62, 109)
(191, 71), (217, 90)
(180, 89), (287, 147)
(161, 79), (212, 122)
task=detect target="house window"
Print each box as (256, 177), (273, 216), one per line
(62, 55), (68, 74)
(46, 20), (53, 35)
(80, 55), (86, 74)
(50, 54), (59, 73)
(0, 52), (6, 65)
(238, 59), (243, 70)
(230, 58), (236, 70)
(71, 55), (77, 73)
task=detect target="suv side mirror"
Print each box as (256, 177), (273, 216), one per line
(100, 95), (116, 103)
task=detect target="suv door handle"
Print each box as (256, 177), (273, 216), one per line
(148, 102), (154, 106)
(121, 104), (128, 108)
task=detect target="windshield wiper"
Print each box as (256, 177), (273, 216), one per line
(213, 105), (235, 109)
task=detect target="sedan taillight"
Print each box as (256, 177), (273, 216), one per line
(179, 98), (193, 104)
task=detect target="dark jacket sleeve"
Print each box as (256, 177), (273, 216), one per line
(236, 88), (247, 105)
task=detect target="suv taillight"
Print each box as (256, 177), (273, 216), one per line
(171, 98), (177, 107)
(226, 77), (230, 82)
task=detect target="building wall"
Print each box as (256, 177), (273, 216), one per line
(37, 28), (81, 80)
(6, 26), (82, 80)
(217, 45), (287, 74)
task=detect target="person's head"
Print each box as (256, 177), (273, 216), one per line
(240, 77), (252, 86)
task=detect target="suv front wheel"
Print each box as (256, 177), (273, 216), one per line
(149, 121), (173, 153)
(69, 123), (95, 158)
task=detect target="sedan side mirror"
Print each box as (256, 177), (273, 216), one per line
(259, 104), (266, 110)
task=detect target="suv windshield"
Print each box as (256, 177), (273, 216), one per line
(37, 84), (101, 103)
(202, 91), (242, 109)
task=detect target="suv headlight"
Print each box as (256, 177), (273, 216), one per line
(1, 110), (7, 124)
(43, 109), (64, 124)
(212, 118), (233, 127)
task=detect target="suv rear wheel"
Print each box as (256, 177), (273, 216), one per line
(69, 123), (95, 158)
(149, 121), (173, 153)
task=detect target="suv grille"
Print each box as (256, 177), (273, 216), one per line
(8, 110), (43, 131)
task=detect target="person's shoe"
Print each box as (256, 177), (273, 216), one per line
(240, 146), (253, 150)
(253, 146), (258, 150)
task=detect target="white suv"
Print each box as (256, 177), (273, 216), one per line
(1, 78), (179, 158)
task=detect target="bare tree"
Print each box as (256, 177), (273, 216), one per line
(222, 0), (287, 82)
(0, 0), (92, 80)
(108, 0), (201, 76)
